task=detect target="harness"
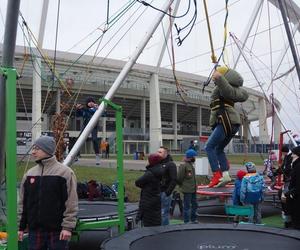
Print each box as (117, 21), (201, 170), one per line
(210, 97), (233, 136)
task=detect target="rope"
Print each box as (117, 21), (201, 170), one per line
(169, 8), (187, 104)
(52, 0), (61, 91)
(203, 0), (217, 63)
(202, 0), (229, 92)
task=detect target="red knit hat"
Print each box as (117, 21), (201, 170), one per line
(148, 153), (162, 166)
(236, 170), (247, 180)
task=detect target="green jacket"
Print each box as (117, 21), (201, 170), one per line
(209, 69), (249, 127)
(177, 161), (197, 193)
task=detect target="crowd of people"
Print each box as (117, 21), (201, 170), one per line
(17, 66), (300, 250)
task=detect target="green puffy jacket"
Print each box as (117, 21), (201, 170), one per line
(209, 69), (249, 127)
(177, 161), (197, 193)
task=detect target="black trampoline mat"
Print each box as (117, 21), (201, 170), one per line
(131, 229), (300, 250)
(78, 201), (138, 219)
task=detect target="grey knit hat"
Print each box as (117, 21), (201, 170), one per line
(244, 162), (256, 173)
(34, 136), (56, 156)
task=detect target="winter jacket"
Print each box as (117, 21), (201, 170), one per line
(19, 156), (78, 232)
(286, 158), (300, 228)
(177, 161), (197, 193)
(240, 173), (265, 204)
(279, 152), (293, 182)
(160, 155), (177, 196)
(76, 107), (97, 127)
(135, 163), (164, 227)
(209, 69), (249, 127)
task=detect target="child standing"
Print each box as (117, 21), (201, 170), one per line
(240, 162), (265, 224)
(232, 170), (247, 206)
(177, 149), (198, 223)
(135, 153), (164, 227)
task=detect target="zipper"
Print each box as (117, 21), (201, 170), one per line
(37, 162), (44, 226)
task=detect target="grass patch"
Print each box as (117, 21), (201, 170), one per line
(262, 214), (283, 228)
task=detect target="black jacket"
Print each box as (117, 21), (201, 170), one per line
(286, 157), (300, 228)
(161, 155), (177, 196)
(282, 152), (293, 182)
(135, 164), (164, 227)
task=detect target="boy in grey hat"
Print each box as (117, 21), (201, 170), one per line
(18, 136), (78, 249)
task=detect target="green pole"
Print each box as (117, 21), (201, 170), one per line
(100, 99), (125, 233)
(3, 67), (18, 249)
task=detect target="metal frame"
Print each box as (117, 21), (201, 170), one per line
(74, 99), (125, 236)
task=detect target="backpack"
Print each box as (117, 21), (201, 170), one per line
(240, 174), (264, 204)
(77, 182), (88, 199)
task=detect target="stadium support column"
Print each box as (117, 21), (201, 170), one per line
(32, 0), (49, 143)
(141, 98), (146, 152)
(32, 58), (42, 142)
(172, 103), (178, 150)
(242, 119), (250, 142)
(197, 107), (202, 136)
(149, 74), (163, 153)
(258, 97), (269, 143)
(148, 0), (180, 153)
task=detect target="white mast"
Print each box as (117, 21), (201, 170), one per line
(64, 0), (175, 166)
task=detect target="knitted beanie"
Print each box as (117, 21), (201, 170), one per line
(216, 66), (229, 76)
(34, 136), (56, 156)
(292, 146), (300, 157)
(148, 153), (162, 166)
(185, 149), (197, 158)
(244, 162), (256, 173)
(236, 170), (247, 180)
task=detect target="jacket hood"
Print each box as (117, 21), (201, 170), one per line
(247, 174), (261, 184)
(224, 69), (244, 87)
(147, 163), (164, 178)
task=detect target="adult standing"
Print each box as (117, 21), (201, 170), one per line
(157, 146), (177, 225)
(177, 149), (198, 224)
(18, 136), (78, 249)
(205, 66), (248, 187)
(284, 146), (300, 229)
(135, 153), (164, 227)
(278, 145), (292, 227)
(105, 140), (110, 159)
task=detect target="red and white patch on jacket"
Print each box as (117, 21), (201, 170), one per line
(30, 177), (35, 184)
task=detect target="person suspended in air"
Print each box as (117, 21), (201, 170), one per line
(205, 66), (249, 187)
(76, 97), (100, 165)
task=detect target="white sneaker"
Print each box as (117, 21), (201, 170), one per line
(96, 154), (100, 165)
(216, 171), (231, 187)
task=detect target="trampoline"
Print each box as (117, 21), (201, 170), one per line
(197, 184), (279, 197)
(101, 224), (300, 250)
(78, 201), (138, 221)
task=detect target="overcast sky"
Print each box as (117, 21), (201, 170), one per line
(1, 0), (300, 141)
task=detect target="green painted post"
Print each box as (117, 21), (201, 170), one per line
(3, 67), (18, 249)
(100, 99), (125, 233)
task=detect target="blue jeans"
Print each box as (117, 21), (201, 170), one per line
(79, 126), (99, 155)
(161, 192), (172, 225)
(248, 203), (262, 224)
(28, 231), (68, 250)
(205, 124), (239, 172)
(183, 193), (197, 223)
